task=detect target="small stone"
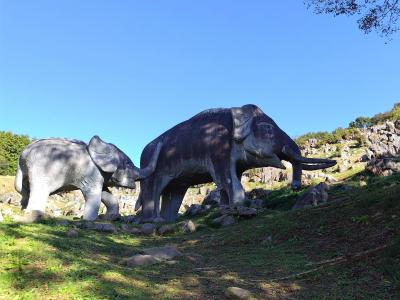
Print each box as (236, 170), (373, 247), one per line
(143, 246), (182, 260)
(141, 223), (156, 235)
(237, 207), (258, 217)
(359, 180), (367, 187)
(225, 287), (254, 300)
(67, 229), (79, 238)
(158, 224), (176, 235)
(219, 205), (236, 216)
(123, 254), (160, 267)
(93, 222), (117, 233)
(249, 199), (264, 209)
(182, 220), (197, 234)
(212, 215), (235, 226)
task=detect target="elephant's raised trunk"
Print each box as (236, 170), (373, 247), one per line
(132, 142), (163, 180)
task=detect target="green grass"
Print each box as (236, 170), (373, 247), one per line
(0, 173), (399, 299)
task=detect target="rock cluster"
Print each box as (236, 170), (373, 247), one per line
(364, 121), (400, 176)
(365, 121), (400, 159)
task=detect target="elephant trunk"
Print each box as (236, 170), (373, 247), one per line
(132, 142), (163, 180)
(280, 139), (336, 190)
(282, 145), (336, 170)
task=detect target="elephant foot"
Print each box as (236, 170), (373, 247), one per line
(99, 213), (121, 221)
(15, 210), (46, 223)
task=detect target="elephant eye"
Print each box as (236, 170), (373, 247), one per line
(256, 122), (274, 137)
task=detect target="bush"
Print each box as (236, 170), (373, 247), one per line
(0, 131), (31, 175)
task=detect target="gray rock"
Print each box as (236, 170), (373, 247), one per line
(249, 199), (264, 209)
(158, 224), (175, 235)
(141, 223), (156, 235)
(123, 254), (160, 267)
(219, 205), (236, 216)
(184, 204), (204, 216)
(203, 189), (223, 206)
(182, 220), (196, 234)
(143, 246), (182, 260)
(366, 157), (400, 176)
(237, 207), (258, 217)
(212, 215), (235, 226)
(292, 182), (329, 210)
(225, 287), (254, 300)
(67, 229), (79, 238)
(92, 223), (117, 233)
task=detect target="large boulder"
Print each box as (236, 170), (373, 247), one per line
(365, 157), (400, 176)
(292, 182), (329, 210)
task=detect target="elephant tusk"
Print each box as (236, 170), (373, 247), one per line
(301, 161), (337, 170)
(283, 146), (336, 165)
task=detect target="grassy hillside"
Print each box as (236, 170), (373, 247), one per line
(0, 171), (399, 299)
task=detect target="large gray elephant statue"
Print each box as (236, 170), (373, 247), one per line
(15, 135), (162, 221)
(136, 104), (336, 222)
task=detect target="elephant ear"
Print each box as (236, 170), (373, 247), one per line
(87, 135), (120, 173)
(231, 104), (255, 141)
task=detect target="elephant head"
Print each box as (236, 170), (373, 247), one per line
(88, 135), (162, 188)
(232, 105), (336, 190)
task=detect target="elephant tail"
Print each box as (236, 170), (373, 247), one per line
(14, 159), (24, 193)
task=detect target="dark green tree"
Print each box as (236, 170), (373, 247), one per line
(305, 0), (400, 37)
(0, 131), (31, 175)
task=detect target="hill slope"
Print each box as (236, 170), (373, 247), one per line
(0, 171), (399, 299)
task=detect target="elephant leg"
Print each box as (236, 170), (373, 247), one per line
(26, 182), (50, 217)
(101, 189), (120, 220)
(160, 186), (187, 222)
(212, 161), (245, 206)
(81, 186), (103, 221)
(20, 179), (30, 210)
(141, 175), (172, 222)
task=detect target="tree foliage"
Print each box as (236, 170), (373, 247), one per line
(296, 102), (399, 148)
(306, 0), (400, 37)
(0, 131), (31, 176)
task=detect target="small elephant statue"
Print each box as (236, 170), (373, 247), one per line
(15, 135), (162, 221)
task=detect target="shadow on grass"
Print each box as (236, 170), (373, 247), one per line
(0, 172), (399, 299)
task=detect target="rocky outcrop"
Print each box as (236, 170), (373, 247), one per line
(365, 121), (400, 159)
(363, 121), (400, 176)
(365, 157), (400, 176)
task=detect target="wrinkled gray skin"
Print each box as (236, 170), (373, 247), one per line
(15, 136), (162, 221)
(136, 104), (336, 222)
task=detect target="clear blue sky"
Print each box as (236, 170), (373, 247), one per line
(1, 1), (399, 164)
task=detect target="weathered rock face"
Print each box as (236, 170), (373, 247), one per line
(363, 121), (400, 176)
(365, 121), (400, 159)
(365, 157), (400, 176)
(292, 182), (329, 210)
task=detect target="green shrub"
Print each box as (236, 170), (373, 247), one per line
(0, 131), (31, 175)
